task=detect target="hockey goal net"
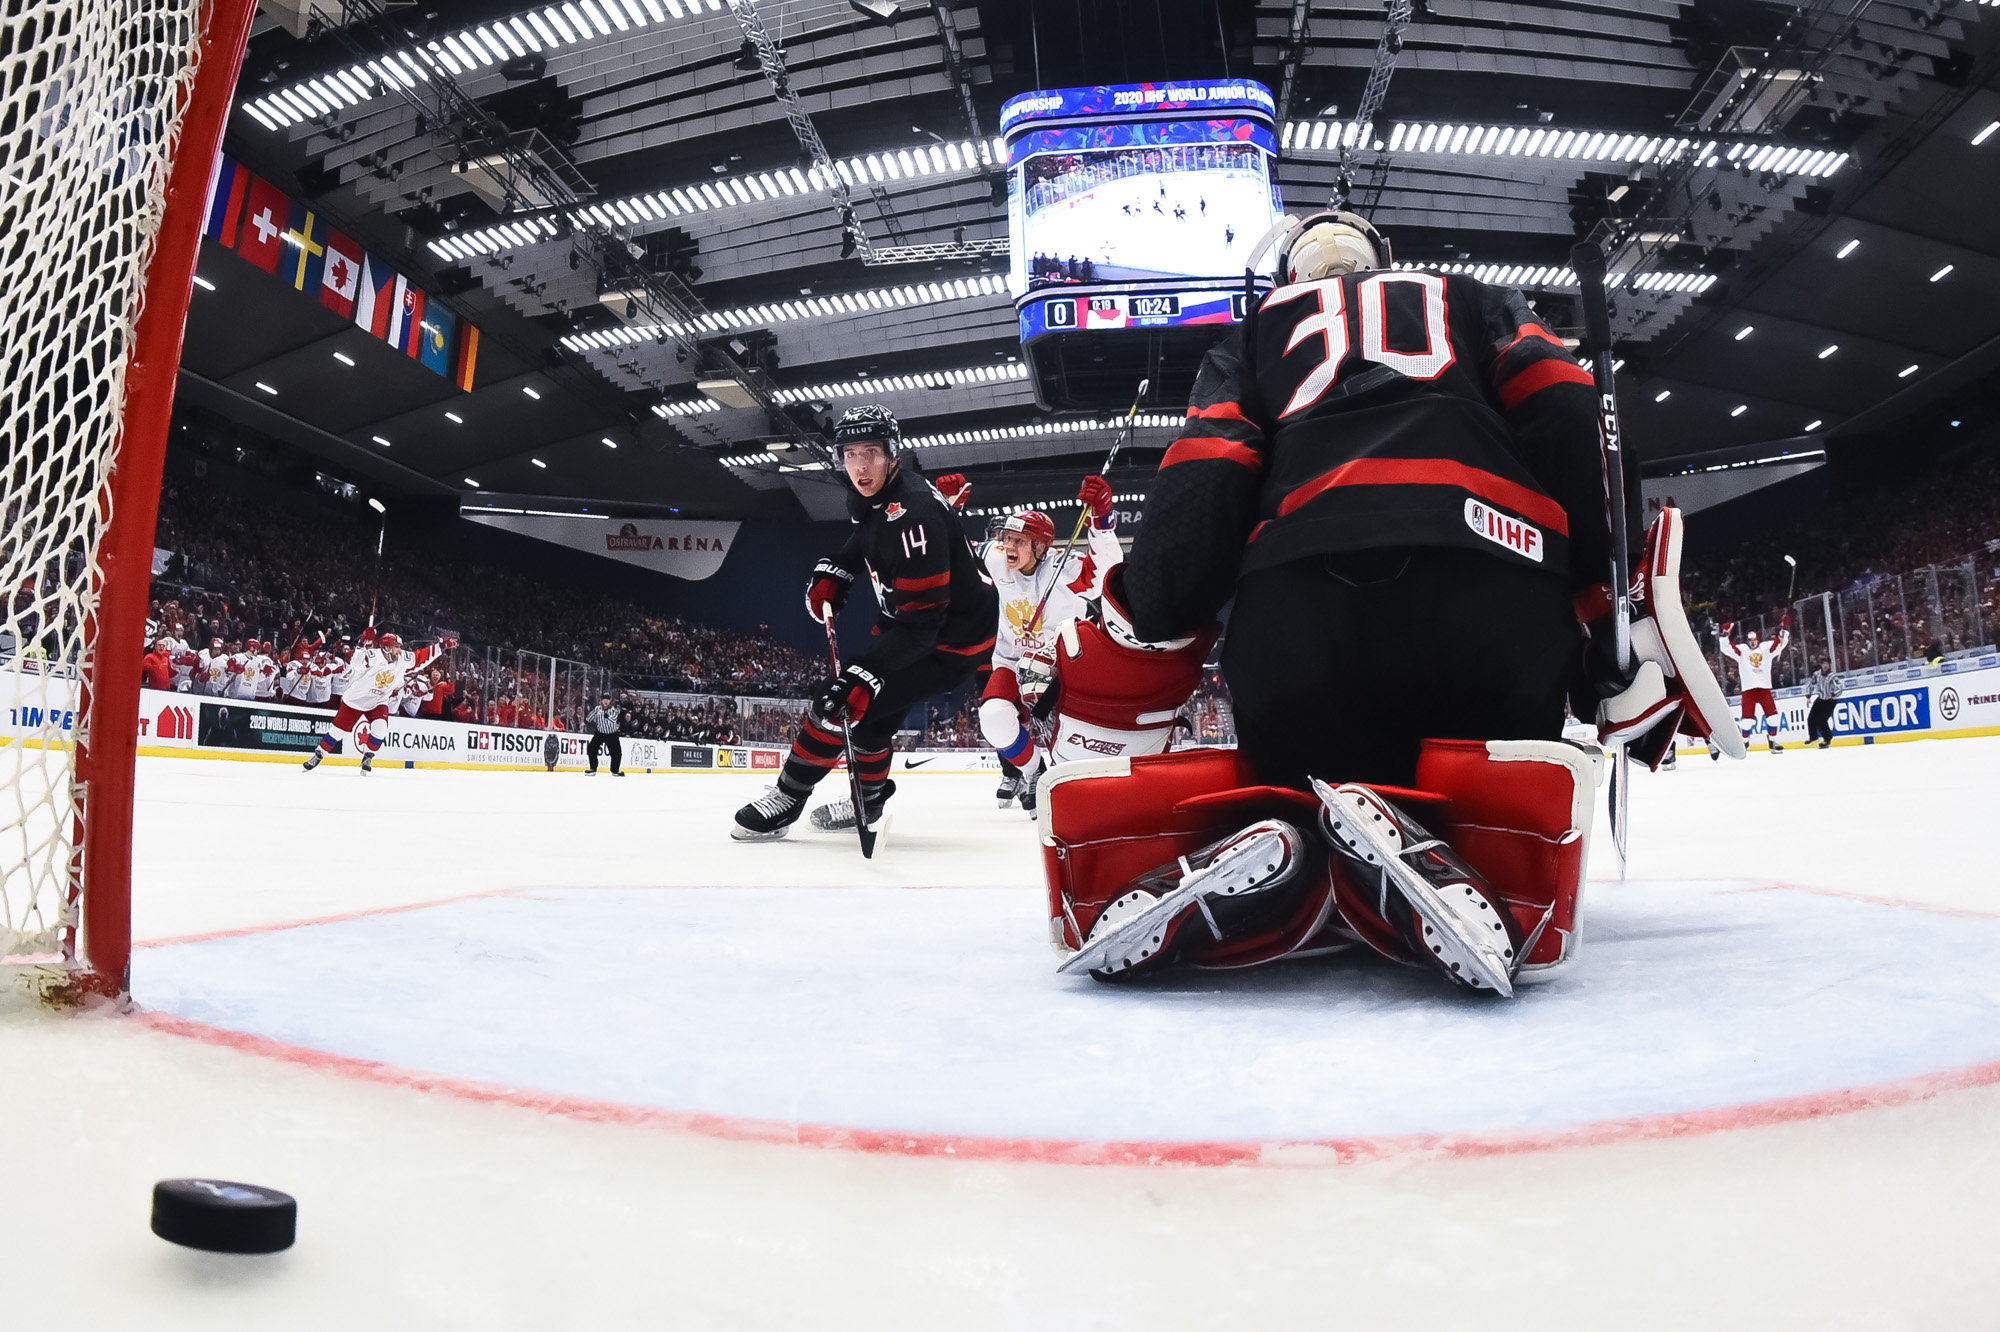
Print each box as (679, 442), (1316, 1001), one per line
(0, 0), (254, 998)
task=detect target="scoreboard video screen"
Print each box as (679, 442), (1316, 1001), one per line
(1001, 80), (1282, 409)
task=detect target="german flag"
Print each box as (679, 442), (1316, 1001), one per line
(452, 323), (480, 392)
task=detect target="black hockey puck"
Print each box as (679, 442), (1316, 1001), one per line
(151, 1179), (296, 1254)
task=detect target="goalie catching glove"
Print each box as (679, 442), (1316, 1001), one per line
(1575, 506), (1745, 767)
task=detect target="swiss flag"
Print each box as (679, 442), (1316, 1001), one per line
(321, 229), (361, 319)
(237, 174), (289, 275)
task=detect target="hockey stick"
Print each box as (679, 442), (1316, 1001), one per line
(1026, 377), (1150, 635)
(1570, 241), (1632, 879)
(820, 607), (877, 859)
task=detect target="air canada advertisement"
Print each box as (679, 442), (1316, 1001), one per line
(120, 688), (785, 772)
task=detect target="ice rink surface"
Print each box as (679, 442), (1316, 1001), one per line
(10, 739), (2000, 1328)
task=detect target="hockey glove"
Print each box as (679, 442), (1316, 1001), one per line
(805, 557), (855, 625)
(1077, 475), (1115, 527)
(812, 662), (884, 726)
(934, 472), (971, 509)
(1017, 623), (1074, 721)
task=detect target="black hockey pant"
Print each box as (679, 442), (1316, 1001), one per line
(587, 732), (622, 773)
(1223, 547), (1579, 791)
(780, 647), (983, 793)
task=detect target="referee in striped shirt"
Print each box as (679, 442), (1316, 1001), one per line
(585, 696), (625, 776)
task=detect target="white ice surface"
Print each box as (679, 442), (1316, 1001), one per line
(8, 742), (2000, 1328)
(133, 880), (2000, 1143)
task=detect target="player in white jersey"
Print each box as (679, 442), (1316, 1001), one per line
(279, 653), (309, 703)
(1719, 620), (1790, 752)
(302, 629), (455, 773)
(977, 476), (1123, 809)
(196, 639), (229, 696)
(249, 642), (280, 700)
(223, 640), (259, 699)
(305, 649), (338, 707)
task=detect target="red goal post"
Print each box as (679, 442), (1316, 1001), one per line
(1, 0), (256, 998)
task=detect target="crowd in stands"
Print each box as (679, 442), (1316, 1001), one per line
(1677, 434), (2000, 683)
(150, 471), (821, 714)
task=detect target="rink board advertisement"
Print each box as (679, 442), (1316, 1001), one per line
(1737, 653), (2000, 743)
(107, 688), (790, 773)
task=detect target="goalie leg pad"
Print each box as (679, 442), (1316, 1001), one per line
(1628, 507), (1746, 760)
(1414, 738), (1598, 975)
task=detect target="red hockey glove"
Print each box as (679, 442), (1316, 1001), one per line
(934, 473), (971, 509)
(439, 634), (459, 650)
(1719, 621), (1734, 639)
(358, 626), (377, 647)
(811, 662), (883, 726)
(805, 557), (854, 625)
(1779, 612), (1791, 632)
(1078, 474), (1114, 522)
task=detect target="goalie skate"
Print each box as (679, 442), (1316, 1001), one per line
(1312, 780), (1521, 996)
(1056, 819), (1305, 978)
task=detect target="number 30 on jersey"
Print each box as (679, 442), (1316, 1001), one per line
(1266, 273), (1455, 417)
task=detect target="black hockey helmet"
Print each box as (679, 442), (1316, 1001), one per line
(831, 404), (901, 459)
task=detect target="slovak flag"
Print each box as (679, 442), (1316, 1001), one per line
(236, 175), (290, 275)
(387, 274), (425, 355)
(320, 229), (361, 320)
(353, 251), (395, 339)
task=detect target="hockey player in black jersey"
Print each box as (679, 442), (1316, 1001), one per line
(1034, 212), (1737, 995)
(732, 405), (998, 841)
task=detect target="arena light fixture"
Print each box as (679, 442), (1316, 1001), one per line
(254, 381), (277, 395)
(332, 351), (355, 366)
(1654, 390), (1671, 402)
(1734, 326), (1753, 340)
(652, 399), (722, 418)
(771, 361), (1031, 404)
(1818, 344), (1838, 359)
(602, 437), (618, 448)
(522, 385), (542, 398)
(464, 477), (481, 487)
(1730, 405), (1748, 417)
(1899, 364), (1919, 378)
(445, 411), (465, 423)
(238, 0), (733, 127)
(426, 136), (1006, 262)
(531, 458), (547, 468)
(563, 274), (1010, 352)
(1836, 239), (1860, 258)
(1930, 264), (1955, 282)
(1973, 121), (1999, 147)
(372, 435), (392, 447)
(1282, 121), (1848, 179)
(191, 275), (216, 291)
(1804, 420), (1822, 431)
(368, 498), (386, 514)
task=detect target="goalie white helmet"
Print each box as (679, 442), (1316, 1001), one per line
(1278, 210), (1391, 284)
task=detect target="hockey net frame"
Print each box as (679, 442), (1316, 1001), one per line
(0, 0), (255, 1000)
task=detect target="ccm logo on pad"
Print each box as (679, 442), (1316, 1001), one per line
(1465, 499), (1543, 563)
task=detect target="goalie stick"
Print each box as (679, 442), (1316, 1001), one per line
(820, 608), (878, 859)
(1570, 240), (1632, 877)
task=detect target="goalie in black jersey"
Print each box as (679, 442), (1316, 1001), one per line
(732, 405), (998, 841)
(1035, 213), (1737, 996)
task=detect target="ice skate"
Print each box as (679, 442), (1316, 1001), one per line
(301, 751), (322, 772)
(1019, 761), (1042, 815)
(1057, 819), (1305, 978)
(1312, 779), (1522, 996)
(732, 785), (807, 841)
(995, 769), (1021, 808)
(809, 779), (894, 832)
(359, 752), (373, 774)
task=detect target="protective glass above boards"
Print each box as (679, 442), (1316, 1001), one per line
(1004, 82), (1283, 298)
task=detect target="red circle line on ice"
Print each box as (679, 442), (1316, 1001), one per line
(135, 1007), (2000, 1168)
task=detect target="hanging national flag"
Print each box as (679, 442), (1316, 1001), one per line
(283, 202), (326, 294)
(418, 304), (456, 377)
(203, 154), (250, 245)
(236, 175), (290, 274)
(388, 274), (426, 355)
(353, 252), (395, 339)
(453, 323), (480, 392)
(320, 229), (361, 319)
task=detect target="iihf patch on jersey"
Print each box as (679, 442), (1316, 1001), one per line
(884, 502), (906, 520)
(1464, 499), (1544, 563)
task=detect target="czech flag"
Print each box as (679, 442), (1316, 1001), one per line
(354, 252), (395, 339)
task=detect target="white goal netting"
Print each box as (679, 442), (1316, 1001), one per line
(0, 0), (210, 977)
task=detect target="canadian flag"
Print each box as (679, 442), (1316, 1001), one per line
(321, 229), (362, 319)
